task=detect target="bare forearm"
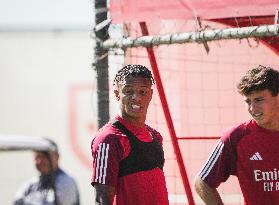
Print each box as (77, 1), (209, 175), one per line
(195, 176), (224, 205)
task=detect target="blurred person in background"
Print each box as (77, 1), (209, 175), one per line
(13, 139), (80, 205)
(91, 64), (169, 205)
(195, 65), (279, 205)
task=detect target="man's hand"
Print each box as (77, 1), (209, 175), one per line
(194, 176), (224, 205)
(93, 183), (115, 205)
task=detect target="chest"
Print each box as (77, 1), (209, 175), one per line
(25, 188), (54, 205)
(237, 133), (279, 170)
(235, 132), (279, 195)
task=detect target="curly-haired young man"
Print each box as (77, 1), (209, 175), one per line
(91, 65), (169, 205)
(195, 65), (279, 205)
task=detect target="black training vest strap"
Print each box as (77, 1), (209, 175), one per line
(112, 120), (165, 177)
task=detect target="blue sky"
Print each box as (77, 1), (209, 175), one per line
(0, 0), (93, 30)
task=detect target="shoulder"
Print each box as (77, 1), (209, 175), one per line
(55, 169), (79, 200)
(92, 122), (122, 145)
(57, 170), (76, 184)
(14, 176), (40, 198)
(147, 126), (163, 142)
(221, 120), (251, 145)
(91, 121), (125, 154)
(21, 176), (40, 189)
(56, 170), (78, 189)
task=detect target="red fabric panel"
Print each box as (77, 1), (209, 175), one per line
(110, 1), (279, 56)
(110, 0), (278, 23)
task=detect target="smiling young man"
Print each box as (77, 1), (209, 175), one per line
(91, 64), (169, 205)
(195, 65), (279, 205)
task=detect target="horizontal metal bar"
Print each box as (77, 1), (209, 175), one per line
(102, 24), (279, 49)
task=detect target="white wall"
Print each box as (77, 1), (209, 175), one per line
(0, 31), (97, 204)
(0, 0), (92, 30)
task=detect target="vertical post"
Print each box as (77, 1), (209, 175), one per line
(139, 22), (195, 205)
(94, 0), (110, 128)
(275, 9), (279, 24)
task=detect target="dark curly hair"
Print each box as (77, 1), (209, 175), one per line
(237, 65), (279, 96)
(113, 64), (155, 86)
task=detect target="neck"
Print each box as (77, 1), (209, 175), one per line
(120, 114), (146, 127)
(268, 112), (279, 131)
(256, 118), (279, 132)
(265, 122), (279, 132)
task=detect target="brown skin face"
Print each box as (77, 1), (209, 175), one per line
(34, 151), (59, 175)
(114, 76), (153, 127)
(244, 89), (279, 131)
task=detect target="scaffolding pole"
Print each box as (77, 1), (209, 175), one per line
(102, 24), (279, 49)
(93, 0), (110, 128)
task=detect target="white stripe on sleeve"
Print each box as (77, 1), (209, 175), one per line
(199, 140), (224, 180)
(102, 144), (110, 184)
(94, 143), (103, 182)
(94, 143), (110, 184)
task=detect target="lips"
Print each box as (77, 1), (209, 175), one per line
(131, 104), (142, 111)
(132, 104), (140, 109)
(252, 113), (263, 119)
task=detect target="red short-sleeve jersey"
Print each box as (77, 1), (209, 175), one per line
(198, 119), (279, 204)
(91, 116), (169, 205)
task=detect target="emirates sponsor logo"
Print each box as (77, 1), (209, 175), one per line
(254, 169), (279, 181)
(254, 168), (279, 192)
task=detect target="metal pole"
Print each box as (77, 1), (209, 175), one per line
(139, 22), (195, 205)
(93, 0), (110, 128)
(103, 24), (279, 49)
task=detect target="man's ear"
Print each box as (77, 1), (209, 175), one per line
(114, 89), (120, 101)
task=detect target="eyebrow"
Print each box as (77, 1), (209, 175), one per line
(245, 96), (264, 103)
(123, 84), (150, 88)
(245, 99), (250, 103)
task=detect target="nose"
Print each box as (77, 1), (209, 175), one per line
(249, 102), (259, 113)
(131, 92), (140, 100)
(35, 155), (44, 165)
(35, 158), (41, 165)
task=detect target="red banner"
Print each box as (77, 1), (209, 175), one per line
(110, 0), (278, 23)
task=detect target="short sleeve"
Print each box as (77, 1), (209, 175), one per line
(197, 136), (237, 188)
(91, 134), (123, 187)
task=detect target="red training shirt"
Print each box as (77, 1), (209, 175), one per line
(91, 115), (169, 205)
(198, 119), (279, 205)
